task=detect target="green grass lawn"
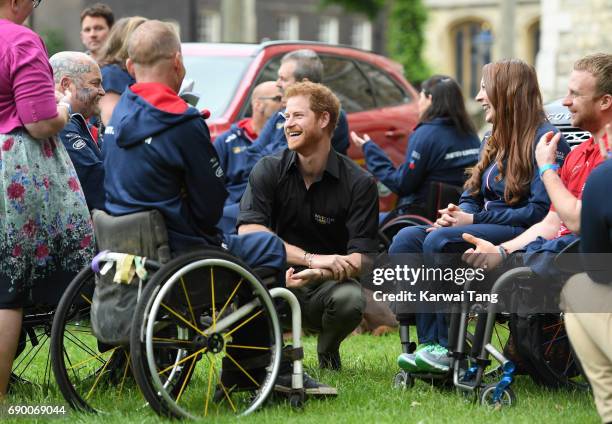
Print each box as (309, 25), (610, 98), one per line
(4, 331), (600, 424)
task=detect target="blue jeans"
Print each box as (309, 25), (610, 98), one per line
(389, 224), (525, 347)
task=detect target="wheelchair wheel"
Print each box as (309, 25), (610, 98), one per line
(539, 314), (589, 390)
(378, 215), (432, 250)
(393, 370), (414, 389)
(50, 266), (136, 413)
(11, 307), (56, 395)
(130, 250), (282, 419)
(479, 382), (516, 408)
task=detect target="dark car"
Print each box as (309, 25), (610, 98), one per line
(181, 41), (421, 211)
(544, 99), (591, 148)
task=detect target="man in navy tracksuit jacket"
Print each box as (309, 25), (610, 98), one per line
(50, 51), (106, 211)
(102, 21), (285, 271)
(60, 114), (105, 211)
(361, 117), (480, 208)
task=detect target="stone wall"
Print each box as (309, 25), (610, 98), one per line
(538, 0), (612, 101)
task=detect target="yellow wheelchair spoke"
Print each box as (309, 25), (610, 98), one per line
(204, 353), (216, 417)
(224, 352), (260, 387)
(210, 268), (217, 331)
(216, 278), (243, 324)
(67, 346), (119, 371)
(174, 352), (197, 405)
(161, 302), (206, 337)
(85, 349), (116, 400)
(157, 346), (207, 376)
(180, 276), (197, 326)
(152, 337), (193, 346)
(118, 350), (131, 395)
(80, 293), (92, 304)
(223, 310), (263, 339)
(225, 344), (270, 351)
(206, 354), (237, 413)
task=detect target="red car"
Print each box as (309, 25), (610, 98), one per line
(181, 41), (420, 211)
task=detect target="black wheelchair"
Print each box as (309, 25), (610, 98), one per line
(50, 210), (307, 418)
(378, 182), (464, 250)
(9, 267), (87, 396)
(392, 240), (588, 408)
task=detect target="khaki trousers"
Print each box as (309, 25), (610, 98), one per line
(561, 273), (612, 423)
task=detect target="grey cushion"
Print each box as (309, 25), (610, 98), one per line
(90, 209), (170, 345)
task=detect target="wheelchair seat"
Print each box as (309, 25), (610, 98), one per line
(90, 209), (172, 346)
(92, 209), (171, 263)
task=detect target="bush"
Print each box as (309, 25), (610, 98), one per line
(40, 28), (66, 57)
(387, 0), (430, 86)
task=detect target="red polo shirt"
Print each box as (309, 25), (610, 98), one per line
(554, 136), (604, 237)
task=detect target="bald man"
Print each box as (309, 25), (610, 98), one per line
(102, 20), (334, 397)
(214, 81), (282, 233)
(50, 51), (106, 210)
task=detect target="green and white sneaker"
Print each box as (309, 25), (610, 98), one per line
(397, 344), (434, 372)
(415, 344), (451, 373)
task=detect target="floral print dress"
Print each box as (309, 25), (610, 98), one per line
(0, 130), (94, 308)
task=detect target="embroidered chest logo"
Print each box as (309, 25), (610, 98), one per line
(72, 139), (86, 150)
(314, 213), (335, 225)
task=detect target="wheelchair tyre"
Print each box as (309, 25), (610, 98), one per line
(51, 266), (134, 413)
(289, 391), (305, 409)
(479, 382), (516, 408)
(393, 370), (414, 389)
(378, 215), (432, 250)
(538, 314), (590, 390)
(130, 249), (282, 419)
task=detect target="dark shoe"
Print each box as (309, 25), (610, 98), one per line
(318, 351), (341, 370)
(274, 372), (338, 397)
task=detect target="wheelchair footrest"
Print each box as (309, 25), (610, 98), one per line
(282, 346), (304, 361)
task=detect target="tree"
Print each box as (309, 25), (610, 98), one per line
(386, 0), (430, 85)
(322, 0), (430, 85)
(40, 29), (66, 57)
(320, 0), (385, 19)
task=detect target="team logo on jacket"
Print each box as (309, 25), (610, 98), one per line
(72, 139), (86, 150)
(276, 121), (284, 130)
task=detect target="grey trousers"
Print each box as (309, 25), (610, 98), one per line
(291, 279), (365, 354)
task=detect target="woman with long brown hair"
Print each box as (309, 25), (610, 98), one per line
(390, 59), (571, 374)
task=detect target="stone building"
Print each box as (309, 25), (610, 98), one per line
(537, 0), (612, 101)
(30, 0), (386, 54)
(421, 0), (611, 102)
(422, 0), (541, 99)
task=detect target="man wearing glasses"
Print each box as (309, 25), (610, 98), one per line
(214, 81), (282, 234)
